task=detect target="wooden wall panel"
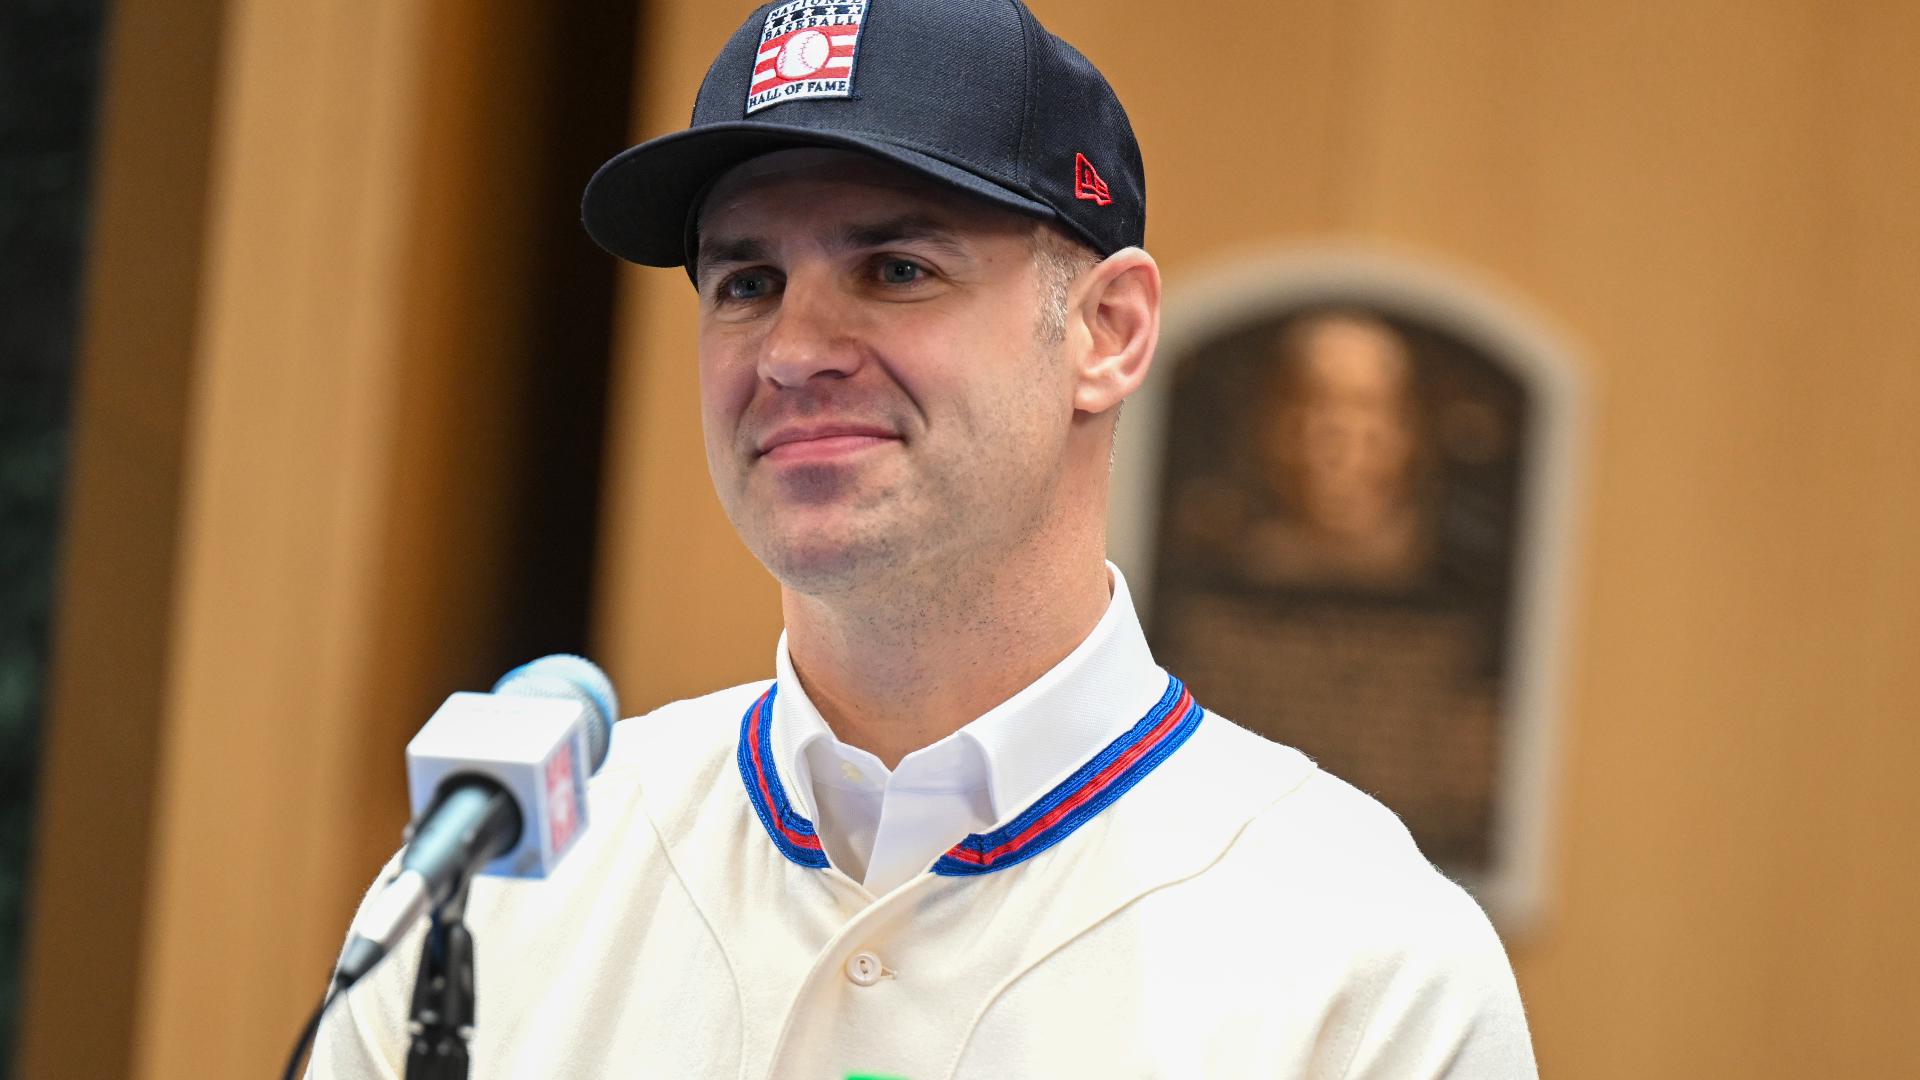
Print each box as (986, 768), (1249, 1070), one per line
(15, 1), (223, 1077)
(24, 1), (627, 1076)
(597, 2), (1920, 1075)
(125, 2), (437, 1073)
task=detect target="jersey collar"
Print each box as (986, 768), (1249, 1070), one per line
(740, 565), (1202, 875)
(770, 563), (1167, 822)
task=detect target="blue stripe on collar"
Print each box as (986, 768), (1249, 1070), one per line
(737, 685), (830, 869)
(738, 675), (1203, 877)
(933, 677), (1203, 876)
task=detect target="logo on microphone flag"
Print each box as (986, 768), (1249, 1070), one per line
(546, 742), (581, 853)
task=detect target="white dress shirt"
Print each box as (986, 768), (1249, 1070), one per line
(768, 563), (1165, 896)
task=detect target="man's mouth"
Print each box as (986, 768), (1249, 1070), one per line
(756, 423), (900, 462)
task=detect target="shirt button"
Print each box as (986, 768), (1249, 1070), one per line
(839, 761), (865, 784)
(844, 951), (887, 987)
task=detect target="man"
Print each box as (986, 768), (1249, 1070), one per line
(1250, 311), (1433, 590)
(314, 1), (1537, 1076)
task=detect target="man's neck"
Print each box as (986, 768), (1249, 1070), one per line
(780, 551), (1112, 770)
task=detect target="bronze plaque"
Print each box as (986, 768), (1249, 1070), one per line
(1115, 256), (1583, 923)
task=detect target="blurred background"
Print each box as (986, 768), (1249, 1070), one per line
(4, 0), (1916, 1077)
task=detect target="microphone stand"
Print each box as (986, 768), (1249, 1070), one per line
(405, 872), (477, 1080)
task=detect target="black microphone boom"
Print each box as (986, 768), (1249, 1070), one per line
(333, 779), (521, 989)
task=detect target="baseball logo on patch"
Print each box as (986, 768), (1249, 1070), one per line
(747, 1), (868, 115)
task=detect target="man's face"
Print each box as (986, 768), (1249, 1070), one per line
(1266, 317), (1419, 539)
(694, 150), (1074, 594)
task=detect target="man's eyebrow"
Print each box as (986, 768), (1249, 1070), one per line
(695, 235), (770, 277)
(838, 215), (971, 257)
(695, 214), (974, 280)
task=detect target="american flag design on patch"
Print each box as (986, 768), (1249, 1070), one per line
(746, 0), (868, 115)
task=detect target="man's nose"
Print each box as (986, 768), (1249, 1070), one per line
(759, 270), (859, 387)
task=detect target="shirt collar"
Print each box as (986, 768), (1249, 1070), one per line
(768, 562), (1168, 826)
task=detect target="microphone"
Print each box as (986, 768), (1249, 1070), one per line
(332, 654), (618, 990)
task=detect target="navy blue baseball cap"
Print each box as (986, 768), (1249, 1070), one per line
(581, 0), (1145, 270)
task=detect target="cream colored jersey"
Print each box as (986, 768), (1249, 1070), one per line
(311, 672), (1535, 1079)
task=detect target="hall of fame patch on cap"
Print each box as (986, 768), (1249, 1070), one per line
(746, 1), (869, 115)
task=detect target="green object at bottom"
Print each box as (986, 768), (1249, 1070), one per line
(845, 1075), (907, 1080)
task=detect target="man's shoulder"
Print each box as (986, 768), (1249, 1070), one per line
(1194, 722), (1533, 1074)
(1132, 710), (1454, 904)
(598, 678), (770, 779)
(1181, 709), (1491, 931)
(1162, 713), (1521, 1029)
(1181, 710), (1426, 866)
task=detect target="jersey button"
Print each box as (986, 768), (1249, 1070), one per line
(844, 951), (887, 987)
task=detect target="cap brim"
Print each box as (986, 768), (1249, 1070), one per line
(581, 123), (1058, 269)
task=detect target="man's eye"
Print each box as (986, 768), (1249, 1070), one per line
(877, 258), (924, 285)
(719, 271), (776, 302)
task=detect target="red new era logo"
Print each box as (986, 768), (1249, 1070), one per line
(1074, 153), (1112, 206)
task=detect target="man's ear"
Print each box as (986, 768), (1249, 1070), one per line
(1068, 247), (1160, 416)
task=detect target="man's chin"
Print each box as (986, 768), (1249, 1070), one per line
(755, 533), (914, 597)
